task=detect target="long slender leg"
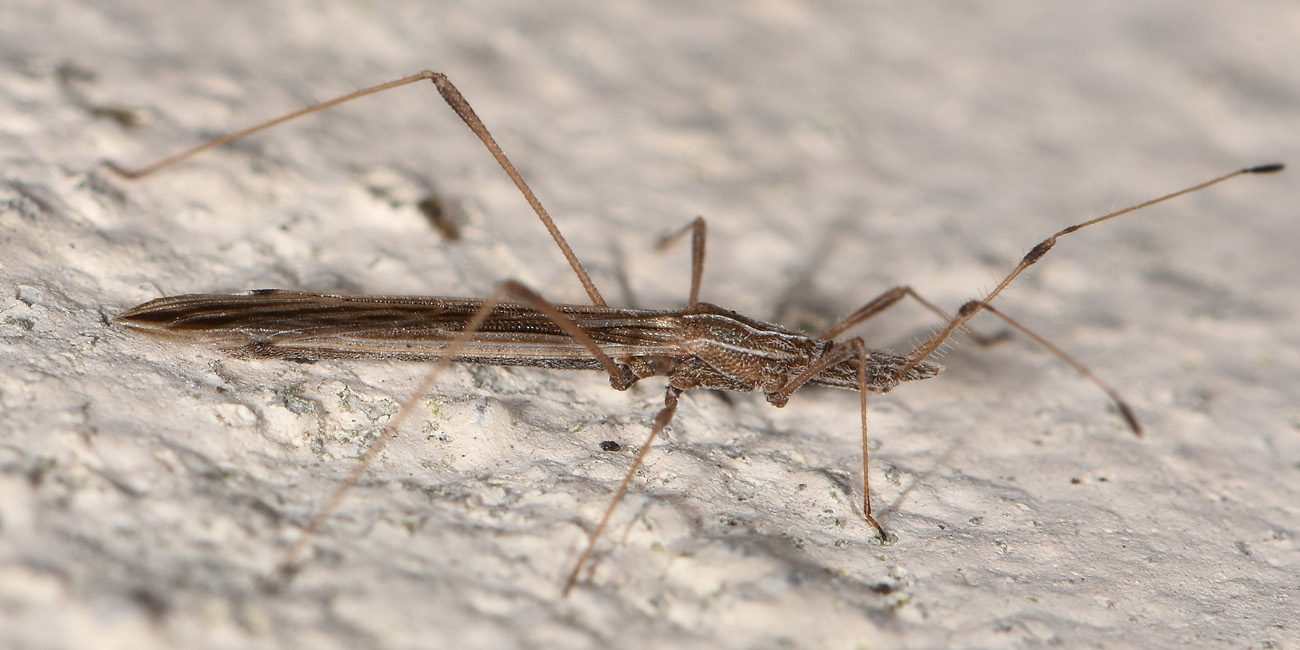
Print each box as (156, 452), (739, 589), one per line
(978, 302), (1140, 433)
(656, 216), (707, 307)
(563, 385), (682, 596)
(277, 279), (637, 580)
(821, 285), (1142, 432)
(108, 70), (607, 307)
(852, 341), (884, 539)
(895, 165), (1284, 402)
(763, 337), (888, 539)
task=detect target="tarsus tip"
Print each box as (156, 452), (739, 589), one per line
(1117, 402), (1143, 438)
(102, 160), (141, 179)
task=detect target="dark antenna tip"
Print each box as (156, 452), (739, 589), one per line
(1244, 163), (1284, 174)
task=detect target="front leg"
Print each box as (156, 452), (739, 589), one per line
(765, 338), (889, 540)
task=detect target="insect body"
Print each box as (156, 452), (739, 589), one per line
(117, 290), (941, 393)
(109, 70), (1282, 595)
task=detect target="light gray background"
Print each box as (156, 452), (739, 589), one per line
(2, 2), (1297, 649)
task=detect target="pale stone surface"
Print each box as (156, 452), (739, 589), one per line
(2, 2), (1297, 648)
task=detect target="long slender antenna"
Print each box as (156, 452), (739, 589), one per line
(898, 164), (1284, 380)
